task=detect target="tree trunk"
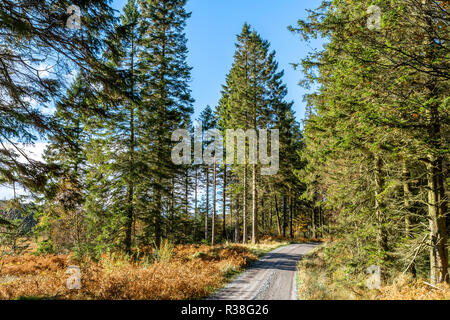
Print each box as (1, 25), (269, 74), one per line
(185, 170), (189, 217)
(274, 194), (282, 236)
(402, 160), (416, 277)
(251, 163), (258, 244)
(427, 155), (449, 284)
(261, 197), (265, 234)
(154, 3), (168, 250)
(282, 196), (287, 237)
(234, 194), (240, 243)
(423, 5), (449, 285)
(124, 30), (136, 254)
(223, 164), (227, 239)
(270, 199), (273, 231)
(318, 205), (322, 238)
(154, 180), (162, 248)
(124, 184), (134, 253)
(205, 166), (209, 241)
(289, 194), (293, 238)
(436, 156), (449, 283)
(170, 178), (175, 234)
(212, 158), (217, 245)
(375, 155), (388, 259)
(243, 164), (248, 244)
(193, 167), (198, 240)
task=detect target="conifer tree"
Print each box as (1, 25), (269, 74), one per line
(198, 106), (216, 242)
(84, 0), (143, 253)
(218, 24), (299, 244)
(0, 0), (114, 193)
(41, 76), (93, 252)
(291, 0), (449, 283)
(138, 0), (193, 247)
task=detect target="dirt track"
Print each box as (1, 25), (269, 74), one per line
(210, 243), (319, 300)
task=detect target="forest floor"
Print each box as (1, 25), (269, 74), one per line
(296, 244), (450, 300)
(0, 237), (320, 300)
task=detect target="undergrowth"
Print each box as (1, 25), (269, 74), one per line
(0, 237), (298, 300)
(296, 243), (449, 300)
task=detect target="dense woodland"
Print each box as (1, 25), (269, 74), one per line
(0, 0), (448, 289)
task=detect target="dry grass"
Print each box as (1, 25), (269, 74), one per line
(378, 276), (449, 300)
(297, 244), (450, 300)
(0, 255), (67, 275)
(0, 240), (289, 300)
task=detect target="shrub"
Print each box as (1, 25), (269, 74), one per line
(35, 240), (55, 255)
(152, 239), (174, 262)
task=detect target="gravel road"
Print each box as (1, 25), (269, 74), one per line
(210, 243), (319, 300)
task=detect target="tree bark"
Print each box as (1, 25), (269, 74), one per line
(261, 197), (265, 234)
(234, 194), (240, 243)
(274, 194), (282, 236)
(124, 29), (136, 254)
(243, 164), (248, 244)
(170, 178), (175, 234)
(427, 154), (449, 284)
(212, 158), (217, 245)
(423, 2), (449, 285)
(205, 166), (209, 241)
(282, 196), (287, 237)
(269, 199), (273, 231)
(251, 163), (258, 244)
(289, 194), (293, 238)
(193, 167), (198, 240)
(154, 178), (162, 248)
(318, 205), (323, 238)
(402, 160), (416, 277)
(223, 164), (227, 239)
(124, 164), (134, 252)
(185, 170), (189, 217)
(374, 155), (388, 258)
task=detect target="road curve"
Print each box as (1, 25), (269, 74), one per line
(209, 243), (319, 300)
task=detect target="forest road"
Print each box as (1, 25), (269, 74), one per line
(209, 243), (319, 300)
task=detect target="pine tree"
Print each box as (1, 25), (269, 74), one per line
(291, 0), (449, 283)
(138, 0), (193, 247)
(0, 0), (114, 193)
(198, 106), (217, 242)
(41, 76), (93, 252)
(83, 0), (143, 253)
(218, 24), (299, 243)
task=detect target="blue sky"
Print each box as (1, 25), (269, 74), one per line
(1, 0), (324, 200)
(114, 0), (324, 122)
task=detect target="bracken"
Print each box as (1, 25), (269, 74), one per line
(0, 242), (283, 300)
